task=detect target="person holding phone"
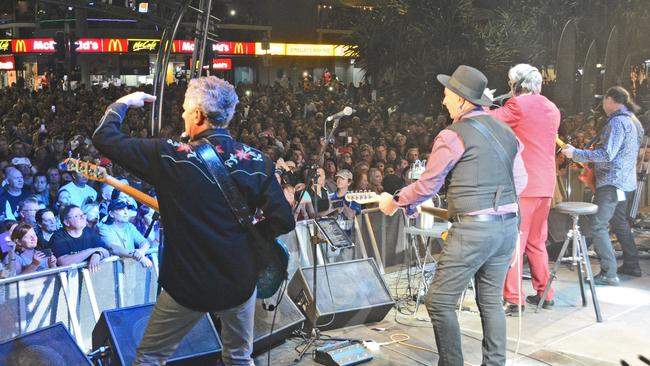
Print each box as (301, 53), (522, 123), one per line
(3, 222), (57, 276)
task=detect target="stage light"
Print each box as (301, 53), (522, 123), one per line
(245, 90), (252, 96)
(303, 71), (309, 77)
(229, 9), (236, 16)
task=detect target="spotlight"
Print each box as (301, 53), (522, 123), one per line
(245, 90), (252, 96)
(229, 9), (236, 16)
(303, 71), (309, 77)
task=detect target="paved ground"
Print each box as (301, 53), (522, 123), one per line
(254, 255), (650, 366)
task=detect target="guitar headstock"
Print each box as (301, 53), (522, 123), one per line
(63, 158), (108, 183)
(344, 190), (381, 204)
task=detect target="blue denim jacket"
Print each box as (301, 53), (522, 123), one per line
(573, 106), (644, 191)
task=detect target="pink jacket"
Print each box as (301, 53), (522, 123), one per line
(489, 94), (560, 197)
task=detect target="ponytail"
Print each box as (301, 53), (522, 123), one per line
(606, 86), (641, 114)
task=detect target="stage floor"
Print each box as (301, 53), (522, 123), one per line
(255, 257), (650, 366)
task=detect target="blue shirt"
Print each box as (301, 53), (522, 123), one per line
(573, 106), (644, 191)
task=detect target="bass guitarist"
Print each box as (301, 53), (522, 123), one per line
(562, 86), (644, 284)
(92, 77), (295, 365)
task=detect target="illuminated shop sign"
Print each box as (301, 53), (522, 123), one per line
(0, 55), (15, 70)
(13, 38), (56, 53)
(129, 39), (160, 53)
(213, 42), (255, 55)
(0, 39), (11, 54)
(172, 40), (195, 53)
(212, 58), (232, 70)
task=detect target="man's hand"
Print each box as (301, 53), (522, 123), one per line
(95, 247), (110, 259)
(88, 253), (102, 273)
(561, 144), (576, 159)
(139, 256), (153, 268)
(47, 255), (58, 268)
(378, 192), (400, 216)
(116, 92), (157, 108)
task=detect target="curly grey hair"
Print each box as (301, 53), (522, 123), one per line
(508, 64), (542, 95)
(184, 76), (239, 128)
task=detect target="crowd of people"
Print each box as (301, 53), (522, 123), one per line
(0, 69), (647, 280)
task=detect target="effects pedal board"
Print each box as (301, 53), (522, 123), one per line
(315, 340), (373, 366)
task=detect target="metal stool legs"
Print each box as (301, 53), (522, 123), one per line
(536, 214), (603, 322)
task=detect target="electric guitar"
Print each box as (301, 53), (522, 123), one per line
(345, 191), (449, 220)
(556, 136), (596, 192)
(63, 158), (289, 299)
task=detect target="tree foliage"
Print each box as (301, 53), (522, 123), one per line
(347, 0), (650, 112)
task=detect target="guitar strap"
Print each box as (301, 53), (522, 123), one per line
(465, 117), (520, 224)
(193, 139), (281, 274)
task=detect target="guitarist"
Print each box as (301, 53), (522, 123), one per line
(562, 86), (644, 284)
(488, 64), (560, 315)
(92, 77), (295, 366)
(380, 65), (527, 366)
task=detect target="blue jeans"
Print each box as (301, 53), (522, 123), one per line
(133, 289), (256, 366)
(591, 185), (638, 276)
(425, 216), (517, 366)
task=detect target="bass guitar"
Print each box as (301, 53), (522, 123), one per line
(556, 136), (596, 192)
(63, 158), (289, 299)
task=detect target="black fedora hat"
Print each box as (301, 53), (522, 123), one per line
(437, 65), (492, 106)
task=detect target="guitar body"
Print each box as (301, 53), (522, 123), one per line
(256, 238), (290, 299)
(556, 136), (596, 192)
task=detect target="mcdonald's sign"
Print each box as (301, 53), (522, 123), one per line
(172, 40), (194, 53)
(13, 39), (28, 53)
(0, 39), (11, 54)
(105, 38), (127, 53)
(12, 38), (56, 53)
(212, 42), (254, 55)
(129, 39), (160, 53)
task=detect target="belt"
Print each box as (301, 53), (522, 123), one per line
(449, 212), (517, 223)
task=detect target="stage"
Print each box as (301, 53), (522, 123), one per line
(256, 256), (650, 365)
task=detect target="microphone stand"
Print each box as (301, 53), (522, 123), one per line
(293, 116), (343, 362)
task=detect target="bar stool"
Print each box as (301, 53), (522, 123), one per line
(536, 202), (603, 322)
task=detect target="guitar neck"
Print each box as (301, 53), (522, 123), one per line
(418, 206), (449, 221)
(556, 136), (587, 169)
(104, 175), (160, 211)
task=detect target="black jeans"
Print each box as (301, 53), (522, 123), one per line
(591, 185), (639, 276)
(425, 216), (518, 366)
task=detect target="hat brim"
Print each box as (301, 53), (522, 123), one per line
(437, 74), (493, 106)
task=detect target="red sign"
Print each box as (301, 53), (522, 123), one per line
(172, 40), (195, 53)
(75, 38), (102, 52)
(13, 38), (56, 53)
(212, 42), (255, 55)
(212, 58), (232, 70)
(105, 38), (128, 53)
(0, 55), (15, 70)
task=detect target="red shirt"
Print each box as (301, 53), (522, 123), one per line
(489, 94), (560, 197)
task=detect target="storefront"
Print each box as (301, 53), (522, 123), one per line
(1, 37), (361, 89)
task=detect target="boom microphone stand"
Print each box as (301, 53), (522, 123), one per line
(293, 115), (345, 362)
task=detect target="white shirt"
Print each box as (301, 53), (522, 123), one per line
(59, 182), (98, 207)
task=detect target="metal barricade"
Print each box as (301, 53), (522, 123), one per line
(0, 251), (159, 351)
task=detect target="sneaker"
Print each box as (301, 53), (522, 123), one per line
(504, 303), (524, 317)
(617, 264), (642, 277)
(590, 272), (620, 286)
(525, 294), (554, 309)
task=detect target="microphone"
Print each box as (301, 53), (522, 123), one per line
(326, 106), (355, 121)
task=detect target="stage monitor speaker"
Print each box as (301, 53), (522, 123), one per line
(0, 322), (92, 366)
(211, 291), (306, 356)
(287, 258), (394, 331)
(92, 303), (222, 366)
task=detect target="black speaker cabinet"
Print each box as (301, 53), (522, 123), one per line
(287, 258), (394, 331)
(0, 323), (92, 366)
(92, 303), (222, 366)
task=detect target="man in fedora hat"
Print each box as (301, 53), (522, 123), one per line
(380, 65), (527, 365)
